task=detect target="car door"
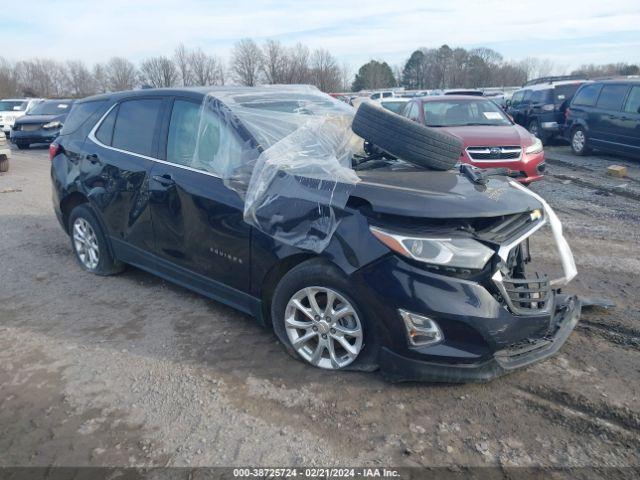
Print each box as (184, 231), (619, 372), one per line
(619, 85), (640, 154)
(86, 96), (163, 253)
(148, 96), (255, 297)
(591, 84), (630, 152)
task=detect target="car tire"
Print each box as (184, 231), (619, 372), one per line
(271, 259), (379, 372)
(352, 101), (463, 171)
(570, 127), (590, 156)
(68, 204), (125, 276)
(16, 142), (29, 150)
(0, 156), (8, 172)
(527, 120), (545, 144)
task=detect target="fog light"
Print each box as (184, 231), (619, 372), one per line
(399, 309), (444, 347)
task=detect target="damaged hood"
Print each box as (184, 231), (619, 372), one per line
(353, 168), (542, 218)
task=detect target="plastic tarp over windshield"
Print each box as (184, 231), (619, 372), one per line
(195, 85), (362, 253)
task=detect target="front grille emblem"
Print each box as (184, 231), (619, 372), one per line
(490, 147), (501, 158)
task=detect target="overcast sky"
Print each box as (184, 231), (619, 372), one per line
(5, 0), (640, 72)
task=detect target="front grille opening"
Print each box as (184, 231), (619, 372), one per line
(467, 146), (522, 161)
(502, 274), (551, 312)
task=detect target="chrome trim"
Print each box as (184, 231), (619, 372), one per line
(87, 102), (223, 180)
(466, 145), (522, 162)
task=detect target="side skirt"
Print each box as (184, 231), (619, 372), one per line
(111, 238), (264, 324)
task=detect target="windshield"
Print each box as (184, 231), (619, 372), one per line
(381, 101), (407, 114)
(0, 100), (27, 112)
(423, 100), (511, 127)
(28, 101), (73, 116)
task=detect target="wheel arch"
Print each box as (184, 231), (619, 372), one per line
(60, 191), (89, 233)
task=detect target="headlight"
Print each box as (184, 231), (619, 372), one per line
(525, 137), (543, 155)
(370, 226), (494, 270)
(42, 121), (62, 130)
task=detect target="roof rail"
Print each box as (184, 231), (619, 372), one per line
(523, 75), (587, 87)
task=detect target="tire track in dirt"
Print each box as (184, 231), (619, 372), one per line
(515, 385), (640, 446)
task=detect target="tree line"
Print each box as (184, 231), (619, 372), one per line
(1, 40), (638, 99)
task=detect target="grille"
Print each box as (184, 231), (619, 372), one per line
(500, 273), (551, 314)
(476, 211), (543, 244)
(467, 146), (522, 161)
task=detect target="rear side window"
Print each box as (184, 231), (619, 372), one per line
(572, 84), (601, 107)
(596, 85), (628, 111)
(623, 86), (640, 114)
(531, 89), (552, 104)
(61, 100), (107, 135)
(111, 99), (162, 157)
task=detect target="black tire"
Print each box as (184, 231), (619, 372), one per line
(68, 204), (125, 276)
(352, 101), (463, 171)
(16, 142), (29, 150)
(0, 156), (8, 173)
(527, 120), (546, 144)
(570, 127), (590, 156)
(271, 259), (379, 372)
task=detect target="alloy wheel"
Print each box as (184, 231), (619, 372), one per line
(572, 130), (585, 153)
(72, 218), (100, 270)
(284, 286), (363, 369)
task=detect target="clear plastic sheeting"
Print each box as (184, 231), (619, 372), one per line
(195, 85), (362, 252)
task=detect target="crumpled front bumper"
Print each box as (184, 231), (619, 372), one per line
(380, 295), (581, 383)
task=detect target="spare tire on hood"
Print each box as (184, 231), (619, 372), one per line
(351, 101), (463, 171)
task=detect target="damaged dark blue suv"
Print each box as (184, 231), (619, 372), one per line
(50, 86), (581, 382)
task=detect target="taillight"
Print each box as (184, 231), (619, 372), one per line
(49, 143), (60, 161)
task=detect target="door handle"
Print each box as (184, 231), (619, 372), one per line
(152, 174), (175, 187)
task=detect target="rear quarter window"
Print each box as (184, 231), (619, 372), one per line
(531, 89), (552, 104)
(60, 100), (108, 135)
(572, 84), (602, 107)
(596, 85), (629, 111)
(624, 86), (640, 114)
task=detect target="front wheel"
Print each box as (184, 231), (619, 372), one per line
(570, 127), (590, 156)
(527, 120), (546, 144)
(271, 260), (379, 371)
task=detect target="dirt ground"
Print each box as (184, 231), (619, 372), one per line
(0, 144), (639, 469)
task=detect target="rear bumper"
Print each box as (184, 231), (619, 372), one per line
(380, 295), (581, 383)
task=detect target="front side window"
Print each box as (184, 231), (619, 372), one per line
(407, 103), (421, 122)
(623, 86), (640, 114)
(572, 84), (602, 107)
(111, 99), (162, 157)
(166, 99), (249, 177)
(510, 91), (524, 105)
(596, 85), (629, 111)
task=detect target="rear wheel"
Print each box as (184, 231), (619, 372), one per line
(68, 204), (124, 276)
(271, 260), (379, 371)
(0, 155), (8, 172)
(570, 127), (590, 156)
(16, 142), (29, 150)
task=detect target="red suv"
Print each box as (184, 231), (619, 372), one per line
(402, 95), (545, 184)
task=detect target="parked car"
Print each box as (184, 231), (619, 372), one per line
(564, 79), (640, 157)
(0, 131), (10, 172)
(0, 98), (44, 137)
(379, 97), (409, 114)
(400, 95), (546, 184)
(11, 99), (74, 149)
(50, 87), (580, 382)
(370, 90), (396, 101)
(506, 76), (587, 144)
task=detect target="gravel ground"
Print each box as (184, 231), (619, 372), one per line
(0, 145), (639, 469)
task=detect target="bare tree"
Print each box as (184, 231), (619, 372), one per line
(140, 56), (178, 88)
(340, 63), (352, 92)
(518, 57), (555, 80)
(15, 59), (66, 97)
(285, 43), (311, 84)
(310, 48), (341, 92)
(189, 48), (224, 86)
(262, 39), (288, 84)
(174, 44), (192, 86)
(105, 57), (137, 91)
(92, 64), (109, 93)
(231, 38), (263, 86)
(65, 60), (96, 97)
(0, 57), (19, 97)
